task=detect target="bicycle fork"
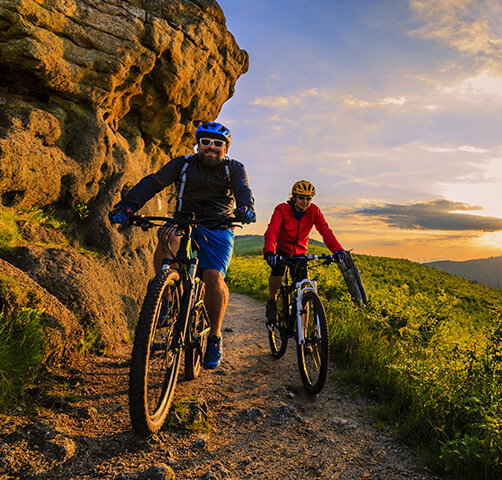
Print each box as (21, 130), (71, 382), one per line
(182, 258), (211, 349)
(295, 279), (317, 345)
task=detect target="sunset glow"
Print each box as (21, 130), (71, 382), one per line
(217, 0), (502, 261)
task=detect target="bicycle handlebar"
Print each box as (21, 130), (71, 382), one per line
(277, 253), (339, 266)
(129, 214), (243, 230)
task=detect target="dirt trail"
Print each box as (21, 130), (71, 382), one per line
(0, 293), (440, 480)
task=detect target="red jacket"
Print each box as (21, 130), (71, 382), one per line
(263, 201), (343, 256)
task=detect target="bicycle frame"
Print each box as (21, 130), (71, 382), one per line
(162, 224), (209, 352)
(295, 277), (317, 345)
(131, 214), (239, 352)
(280, 254), (334, 345)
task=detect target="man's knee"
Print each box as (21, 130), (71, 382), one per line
(203, 269), (227, 290)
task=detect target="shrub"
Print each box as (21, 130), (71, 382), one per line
(0, 308), (46, 410)
(227, 252), (502, 479)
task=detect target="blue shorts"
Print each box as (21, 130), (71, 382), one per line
(191, 225), (235, 277)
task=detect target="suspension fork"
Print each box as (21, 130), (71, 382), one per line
(295, 279), (317, 345)
(162, 254), (198, 350)
(177, 257), (200, 346)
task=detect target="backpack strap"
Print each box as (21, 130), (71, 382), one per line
(223, 157), (231, 188)
(176, 155), (232, 212)
(176, 155), (191, 212)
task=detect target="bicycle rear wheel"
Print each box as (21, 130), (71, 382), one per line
(129, 269), (181, 436)
(268, 285), (289, 358)
(296, 290), (329, 395)
(185, 281), (209, 380)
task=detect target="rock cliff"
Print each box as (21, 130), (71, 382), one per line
(0, 0), (248, 359)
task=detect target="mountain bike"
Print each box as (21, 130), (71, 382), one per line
(267, 254), (337, 395)
(127, 213), (239, 436)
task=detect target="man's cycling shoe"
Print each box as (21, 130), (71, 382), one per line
(266, 299), (277, 322)
(203, 336), (222, 369)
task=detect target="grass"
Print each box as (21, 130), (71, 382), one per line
(226, 251), (502, 479)
(0, 206), (69, 251)
(0, 308), (46, 411)
(0, 205), (100, 254)
(165, 396), (210, 432)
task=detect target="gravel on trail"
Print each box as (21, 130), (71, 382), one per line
(0, 293), (441, 480)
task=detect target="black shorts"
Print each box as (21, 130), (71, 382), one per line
(270, 251), (307, 280)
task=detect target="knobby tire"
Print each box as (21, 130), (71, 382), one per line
(268, 285), (289, 358)
(185, 281), (209, 380)
(296, 290), (329, 395)
(129, 268), (181, 436)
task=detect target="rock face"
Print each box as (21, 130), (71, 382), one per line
(0, 0), (248, 358)
(0, 258), (83, 363)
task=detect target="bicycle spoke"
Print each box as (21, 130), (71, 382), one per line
(297, 291), (329, 395)
(268, 286), (289, 358)
(129, 269), (182, 436)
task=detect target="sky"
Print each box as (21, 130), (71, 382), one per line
(215, 0), (502, 262)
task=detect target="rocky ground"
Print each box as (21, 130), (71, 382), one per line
(0, 293), (442, 480)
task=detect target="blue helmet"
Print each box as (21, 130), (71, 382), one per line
(195, 122), (232, 146)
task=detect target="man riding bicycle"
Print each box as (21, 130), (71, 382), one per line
(109, 122), (256, 369)
(263, 180), (344, 322)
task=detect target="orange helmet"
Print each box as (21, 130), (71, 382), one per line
(292, 180), (316, 196)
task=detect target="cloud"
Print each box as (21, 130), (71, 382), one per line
(409, 0), (502, 71)
(251, 89), (320, 109)
(342, 94), (408, 108)
(354, 199), (502, 232)
(441, 71), (502, 97)
(420, 144), (490, 153)
(251, 96), (297, 108)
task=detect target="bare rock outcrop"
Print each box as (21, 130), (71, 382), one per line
(2, 246), (129, 352)
(0, 0), (248, 358)
(0, 258), (83, 363)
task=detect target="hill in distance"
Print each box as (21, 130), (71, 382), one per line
(427, 256), (502, 290)
(235, 235), (502, 291)
(234, 234), (325, 256)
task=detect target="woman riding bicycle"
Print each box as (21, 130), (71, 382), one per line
(263, 180), (345, 322)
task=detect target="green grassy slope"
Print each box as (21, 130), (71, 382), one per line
(233, 234), (326, 256)
(227, 249), (502, 479)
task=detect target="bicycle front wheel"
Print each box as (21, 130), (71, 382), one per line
(185, 281), (209, 380)
(129, 269), (181, 436)
(268, 286), (289, 358)
(296, 290), (329, 395)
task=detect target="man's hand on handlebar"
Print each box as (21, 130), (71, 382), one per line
(109, 205), (134, 227)
(235, 206), (256, 225)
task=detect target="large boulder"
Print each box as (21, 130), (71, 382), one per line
(0, 0), (248, 359)
(0, 258), (83, 363)
(2, 246), (129, 353)
(0, 0), (248, 214)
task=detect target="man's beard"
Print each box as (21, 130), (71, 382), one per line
(199, 151), (223, 169)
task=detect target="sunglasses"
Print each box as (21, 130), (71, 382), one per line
(296, 195), (313, 201)
(199, 138), (225, 148)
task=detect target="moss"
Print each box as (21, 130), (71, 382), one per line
(0, 275), (45, 313)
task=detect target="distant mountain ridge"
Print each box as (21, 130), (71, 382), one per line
(236, 236), (502, 291)
(428, 256), (502, 290)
